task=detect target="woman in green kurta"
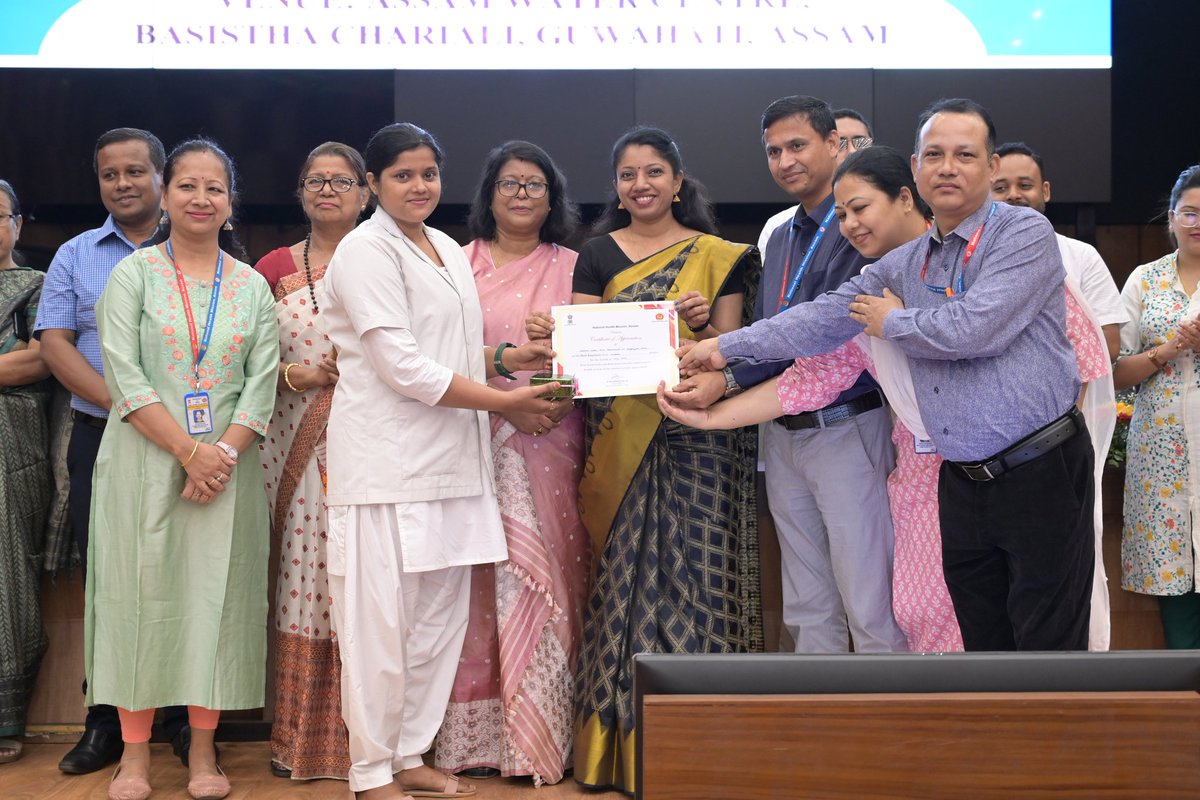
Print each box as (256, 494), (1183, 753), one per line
(84, 139), (277, 800)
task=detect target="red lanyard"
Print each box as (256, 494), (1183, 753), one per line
(919, 203), (996, 297)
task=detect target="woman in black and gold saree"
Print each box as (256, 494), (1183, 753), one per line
(532, 128), (763, 793)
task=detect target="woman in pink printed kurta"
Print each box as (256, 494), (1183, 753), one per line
(774, 286), (1110, 651)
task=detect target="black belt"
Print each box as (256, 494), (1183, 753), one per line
(774, 389), (886, 431)
(72, 410), (107, 429)
(951, 407), (1083, 482)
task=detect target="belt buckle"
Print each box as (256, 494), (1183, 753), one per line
(961, 461), (996, 482)
(814, 409), (827, 430)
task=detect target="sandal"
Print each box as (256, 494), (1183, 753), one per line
(402, 775), (477, 798)
(187, 763), (231, 799)
(108, 764), (152, 800)
(0, 738), (22, 764)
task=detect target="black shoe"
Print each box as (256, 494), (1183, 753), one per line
(458, 767), (501, 779)
(58, 727), (123, 774)
(270, 761), (292, 778)
(171, 725), (220, 768)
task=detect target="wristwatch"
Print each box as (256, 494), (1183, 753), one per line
(214, 440), (239, 462)
(722, 366), (741, 397)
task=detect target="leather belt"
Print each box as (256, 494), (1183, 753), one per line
(72, 410), (108, 429)
(774, 389), (886, 431)
(951, 407), (1083, 482)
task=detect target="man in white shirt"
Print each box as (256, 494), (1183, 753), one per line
(992, 141), (1128, 358)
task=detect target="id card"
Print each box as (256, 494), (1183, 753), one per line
(913, 435), (937, 455)
(185, 392), (214, 435)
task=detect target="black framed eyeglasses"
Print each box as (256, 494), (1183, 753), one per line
(838, 136), (874, 151)
(494, 179), (549, 198)
(301, 176), (358, 193)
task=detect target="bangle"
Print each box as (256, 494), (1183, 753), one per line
(180, 440), (199, 468)
(687, 321), (709, 334)
(1147, 346), (1166, 370)
(493, 342), (517, 380)
(283, 362), (302, 392)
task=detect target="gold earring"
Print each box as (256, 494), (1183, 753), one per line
(673, 194), (681, 203)
(222, 219), (233, 231)
(618, 202), (625, 210)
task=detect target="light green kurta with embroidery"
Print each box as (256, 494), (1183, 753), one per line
(84, 247), (278, 711)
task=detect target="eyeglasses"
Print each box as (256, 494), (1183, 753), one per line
(0, 214), (18, 221)
(494, 179), (548, 198)
(1172, 209), (1200, 228)
(301, 176), (359, 193)
(838, 136), (874, 151)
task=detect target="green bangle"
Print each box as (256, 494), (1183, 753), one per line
(493, 342), (517, 380)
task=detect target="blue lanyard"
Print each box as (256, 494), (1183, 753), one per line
(166, 240), (224, 388)
(778, 204), (838, 311)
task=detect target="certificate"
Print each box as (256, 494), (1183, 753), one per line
(549, 302), (680, 398)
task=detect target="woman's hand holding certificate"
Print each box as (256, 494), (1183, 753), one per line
(549, 302), (680, 398)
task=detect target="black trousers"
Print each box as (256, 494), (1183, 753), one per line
(68, 419), (187, 738)
(938, 419), (1095, 651)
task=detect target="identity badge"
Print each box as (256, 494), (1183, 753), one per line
(185, 392), (214, 435)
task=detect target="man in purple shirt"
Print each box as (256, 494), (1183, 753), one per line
(672, 96), (906, 654)
(683, 98), (1094, 652)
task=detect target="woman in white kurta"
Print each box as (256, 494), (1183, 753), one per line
(1113, 165), (1200, 649)
(321, 123), (561, 800)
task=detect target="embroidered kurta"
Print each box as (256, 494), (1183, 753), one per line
(84, 247), (278, 710)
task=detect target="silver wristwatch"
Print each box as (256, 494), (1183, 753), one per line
(722, 366), (741, 397)
(214, 440), (239, 462)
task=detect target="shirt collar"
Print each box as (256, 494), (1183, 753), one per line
(791, 193), (835, 230)
(97, 214), (150, 249)
(930, 200), (995, 245)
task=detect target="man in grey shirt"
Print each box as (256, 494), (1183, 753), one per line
(683, 98), (1094, 651)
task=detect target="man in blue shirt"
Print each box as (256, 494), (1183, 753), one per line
(671, 97), (906, 654)
(687, 99), (1094, 652)
(36, 127), (190, 774)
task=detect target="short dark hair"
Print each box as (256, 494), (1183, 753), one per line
(0, 179), (21, 218)
(363, 123), (444, 177)
(761, 96), (836, 139)
(833, 146), (930, 219)
(996, 141), (1047, 181)
(914, 98), (996, 156)
(148, 137), (246, 261)
(1169, 165), (1200, 211)
(833, 108), (873, 137)
(466, 140), (579, 245)
(93, 128), (165, 174)
(591, 126), (718, 237)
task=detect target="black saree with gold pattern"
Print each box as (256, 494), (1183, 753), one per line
(573, 235), (763, 793)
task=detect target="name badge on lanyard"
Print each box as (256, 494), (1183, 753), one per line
(167, 241), (224, 436)
(777, 204), (838, 312)
(913, 435), (938, 455)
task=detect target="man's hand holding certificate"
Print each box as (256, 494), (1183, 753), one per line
(549, 302), (680, 398)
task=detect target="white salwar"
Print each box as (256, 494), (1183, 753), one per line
(323, 212), (509, 791)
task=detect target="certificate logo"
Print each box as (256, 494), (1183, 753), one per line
(655, 313), (664, 320)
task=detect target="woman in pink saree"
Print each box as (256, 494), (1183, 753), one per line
(433, 141), (588, 785)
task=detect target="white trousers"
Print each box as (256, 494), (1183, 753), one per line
(327, 504), (472, 792)
(763, 407), (909, 653)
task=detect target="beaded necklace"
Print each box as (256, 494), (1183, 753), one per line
(302, 231), (320, 314)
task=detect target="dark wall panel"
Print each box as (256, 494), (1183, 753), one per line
(872, 69), (1111, 203)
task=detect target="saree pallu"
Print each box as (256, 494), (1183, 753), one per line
(258, 258), (349, 780)
(0, 266), (51, 738)
(436, 241), (590, 785)
(574, 236), (763, 793)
